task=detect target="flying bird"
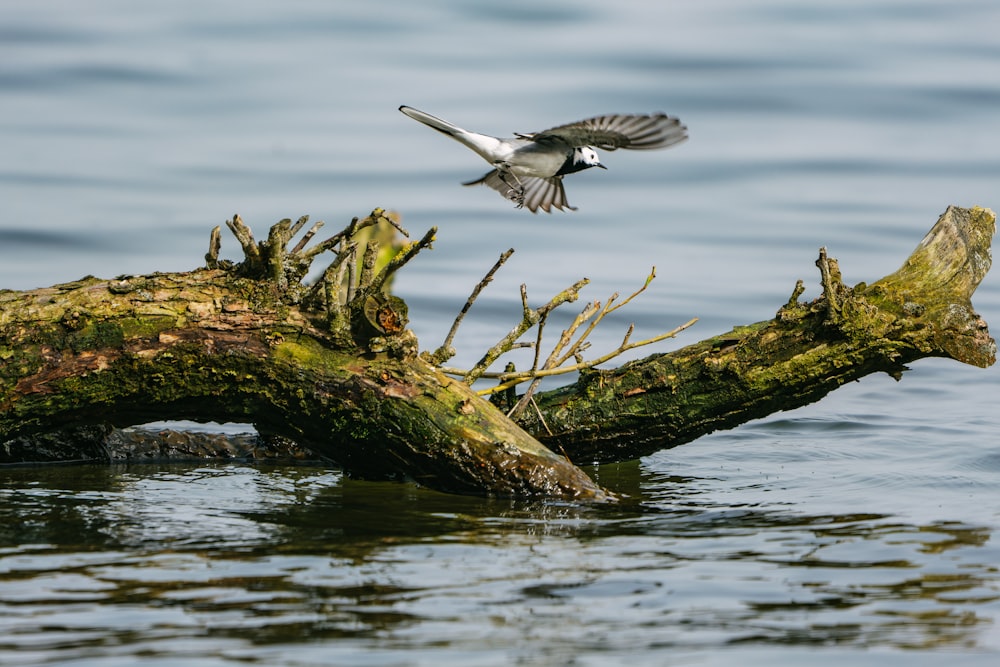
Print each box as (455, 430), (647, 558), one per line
(399, 105), (687, 213)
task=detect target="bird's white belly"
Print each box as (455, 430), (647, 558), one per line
(503, 141), (569, 179)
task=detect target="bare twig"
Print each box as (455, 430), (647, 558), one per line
(786, 279), (806, 308)
(302, 241), (355, 311)
(225, 214), (260, 267)
(205, 225), (222, 268)
(551, 299), (602, 368)
(357, 239), (380, 292)
(290, 218), (325, 254)
(429, 248), (515, 365)
(450, 267), (687, 401)
(464, 277), (589, 384)
(552, 266), (656, 368)
(536, 278), (589, 318)
(382, 211), (410, 239)
(327, 243), (357, 314)
(364, 226), (437, 298)
(531, 310), (547, 372)
(816, 247), (841, 323)
(611, 266), (657, 311)
(526, 395), (553, 436)
(475, 317), (699, 397)
(288, 214), (311, 241)
(302, 208), (393, 262)
(495, 267), (666, 417)
(264, 218), (293, 287)
(509, 298), (602, 417)
(345, 250), (358, 305)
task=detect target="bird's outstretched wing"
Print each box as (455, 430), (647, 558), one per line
(524, 113), (687, 151)
(463, 170), (576, 214)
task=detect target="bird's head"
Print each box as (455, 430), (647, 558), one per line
(575, 146), (607, 170)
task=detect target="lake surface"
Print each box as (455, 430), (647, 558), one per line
(2, 1), (999, 664)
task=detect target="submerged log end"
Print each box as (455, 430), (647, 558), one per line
(346, 364), (613, 500)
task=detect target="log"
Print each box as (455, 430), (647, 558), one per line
(0, 206), (994, 499)
(526, 205), (996, 463)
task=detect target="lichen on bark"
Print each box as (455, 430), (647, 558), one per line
(0, 205), (994, 499)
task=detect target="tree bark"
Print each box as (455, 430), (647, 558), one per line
(1, 206), (994, 498)
(527, 205), (995, 463)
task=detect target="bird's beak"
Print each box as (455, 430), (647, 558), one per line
(596, 163), (608, 169)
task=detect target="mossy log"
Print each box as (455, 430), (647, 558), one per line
(529, 205), (996, 463)
(0, 206), (994, 499)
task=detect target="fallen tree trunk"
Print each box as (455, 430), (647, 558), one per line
(529, 205), (996, 463)
(0, 206), (994, 498)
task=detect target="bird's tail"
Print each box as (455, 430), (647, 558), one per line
(399, 106), (465, 138)
(398, 106), (504, 162)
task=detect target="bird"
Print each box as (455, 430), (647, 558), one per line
(398, 105), (687, 213)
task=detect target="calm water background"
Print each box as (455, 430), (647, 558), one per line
(2, 1), (1000, 664)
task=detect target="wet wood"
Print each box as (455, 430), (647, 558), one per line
(0, 206), (994, 499)
(525, 206), (996, 462)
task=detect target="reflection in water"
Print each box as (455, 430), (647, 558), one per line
(1, 463), (997, 664)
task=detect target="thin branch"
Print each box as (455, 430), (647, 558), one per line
(205, 225), (222, 268)
(264, 218), (293, 287)
(345, 248), (358, 305)
(816, 247), (841, 323)
(326, 243), (357, 314)
(436, 347), (537, 377)
(225, 214), (260, 267)
(303, 240), (356, 310)
(519, 284), (531, 318)
(357, 239), (380, 292)
(525, 395), (553, 436)
(303, 222), (358, 261)
(302, 208), (393, 262)
(464, 277), (589, 384)
(464, 286), (538, 385)
(552, 299), (603, 368)
(290, 218), (325, 255)
(509, 370), (543, 420)
(552, 267), (656, 367)
(608, 266), (657, 314)
(382, 211), (410, 239)
(786, 279), (806, 308)
(537, 278), (589, 317)
(364, 226), (437, 298)
(430, 248), (515, 365)
(508, 299), (602, 417)
(620, 322), (634, 348)
(475, 317), (699, 396)
(531, 310), (547, 373)
(288, 215), (311, 241)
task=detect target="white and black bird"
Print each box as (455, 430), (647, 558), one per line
(399, 105), (687, 213)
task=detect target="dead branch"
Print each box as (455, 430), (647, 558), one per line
(426, 248), (516, 366)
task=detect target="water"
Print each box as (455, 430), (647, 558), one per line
(2, 0), (999, 664)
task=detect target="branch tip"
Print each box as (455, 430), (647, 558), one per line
(205, 226), (222, 268)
